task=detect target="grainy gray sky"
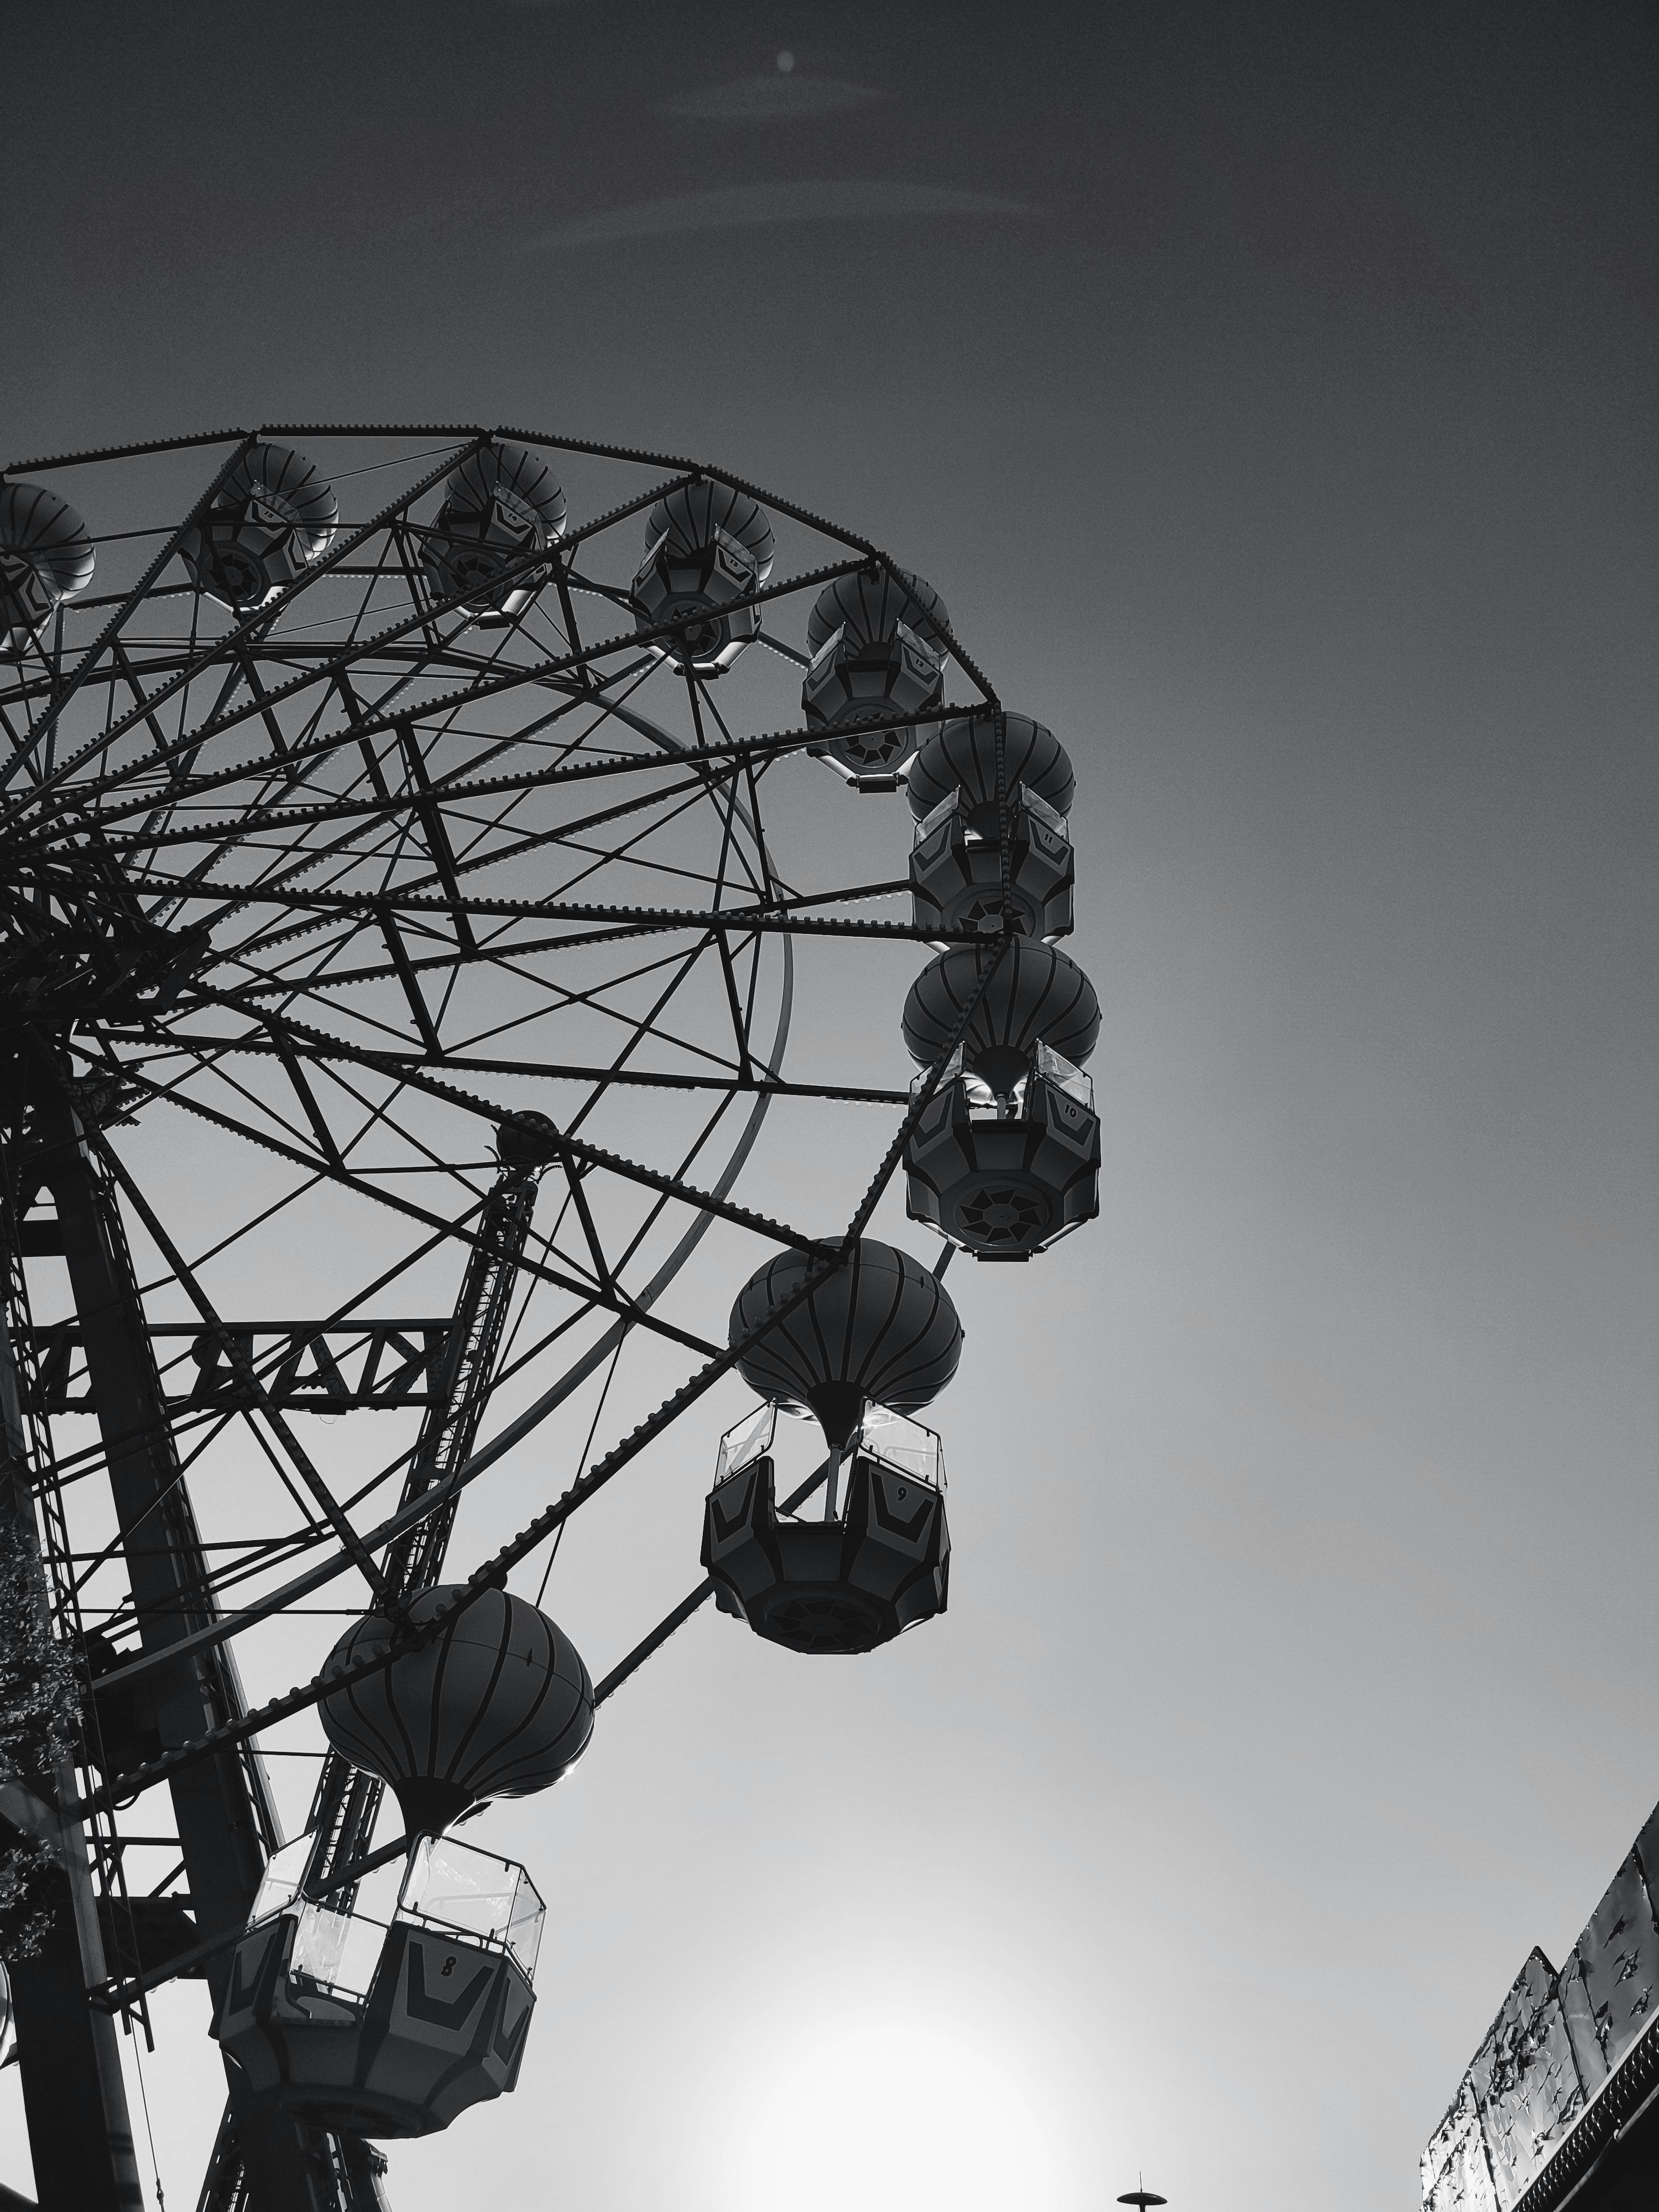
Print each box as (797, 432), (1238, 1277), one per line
(2, 4), (1656, 2209)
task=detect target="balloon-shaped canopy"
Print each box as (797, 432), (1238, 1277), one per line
(213, 442), (338, 561)
(906, 711), (1076, 834)
(320, 1587), (593, 1835)
(729, 1239), (963, 1449)
(805, 567), (950, 660)
(644, 481), (774, 582)
(0, 479), (96, 613)
(902, 942), (1100, 1094)
(439, 441), (567, 544)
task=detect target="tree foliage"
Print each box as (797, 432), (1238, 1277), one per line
(0, 1511), (80, 1961)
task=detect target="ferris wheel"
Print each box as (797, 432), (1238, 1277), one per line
(0, 425), (1100, 2212)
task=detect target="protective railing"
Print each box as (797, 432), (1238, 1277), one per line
(913, 780), (1069, 843)
(909, 1040), (1094, 1118)
(244, 1831), (546, 2002)
(714, 1401), (945, 1499)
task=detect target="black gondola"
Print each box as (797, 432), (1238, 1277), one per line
(214, 1833), (543, 2140)
(702, 1404), (949, 1655)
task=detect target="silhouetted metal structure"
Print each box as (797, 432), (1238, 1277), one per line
(1423, 1798), (1659, 2211)
(0, 425), (1099, 2211)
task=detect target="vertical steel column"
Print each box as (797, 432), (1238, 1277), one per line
(0, 1243), (144, 2212)
(381, 1157), (541, 1601)
(29, 1071), (330, 2212)
(199, 1156), (539, 2212)
(302, 1152), (541, 1882)
(195, 2121), (391, 2212)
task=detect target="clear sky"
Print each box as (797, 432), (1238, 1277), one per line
(2, 4), (1656, 2209)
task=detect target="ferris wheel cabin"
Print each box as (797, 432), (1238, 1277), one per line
(179, 442), (339, 612)
(631, 481), (775, 672)
(702, 1404), (950, 1655)
(0, 479), (96, 649)
(213, 1833), (543, 2140)
(801, 567), (951, 789)
(419, 442), (567, 620)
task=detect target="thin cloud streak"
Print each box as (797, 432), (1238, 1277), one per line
(519, 179), (1036, 256)
(660, 74), (894, 123)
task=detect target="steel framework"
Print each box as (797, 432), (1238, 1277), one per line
(0, 425), (1014, 2212)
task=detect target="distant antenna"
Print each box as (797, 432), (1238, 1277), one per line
(1117, 2179), (1167, 2210)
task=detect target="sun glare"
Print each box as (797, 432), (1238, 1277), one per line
(729, 2013), (1057, 2212)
